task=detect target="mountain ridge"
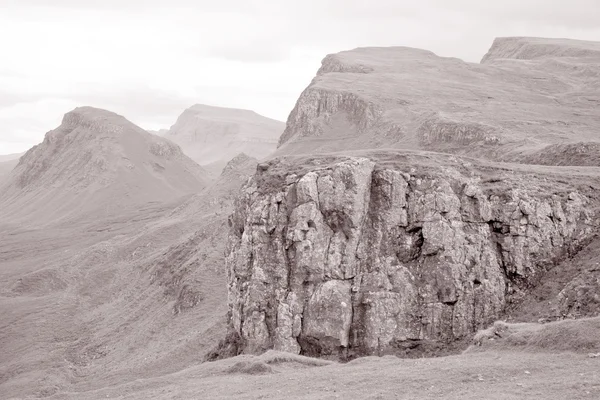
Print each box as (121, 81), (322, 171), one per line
(0, 106), (209, 224)
(275, 37), (600, 167)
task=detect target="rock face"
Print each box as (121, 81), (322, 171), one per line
(276, 38), (600, 166)
(165, 104), (284, 169)
(558, 267), (600, 318)
(225, 156), (597, 357)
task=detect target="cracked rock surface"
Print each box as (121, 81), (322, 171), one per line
(225, 155), (597, 357)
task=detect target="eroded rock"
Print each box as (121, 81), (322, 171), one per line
(225, 156), (595, 357)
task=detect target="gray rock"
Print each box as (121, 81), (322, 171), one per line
(225, 156), (596, 357)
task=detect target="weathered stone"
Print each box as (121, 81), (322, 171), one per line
(302, 280), (353, 352)
(225, 157), (595, 357)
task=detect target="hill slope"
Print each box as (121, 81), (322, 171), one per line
(0, 107), (209, 224)
(0, 159), (18, 183)
(0, 149), (258, 399)
(37, 318), (600, 399)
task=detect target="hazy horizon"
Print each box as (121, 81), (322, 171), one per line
(1, 0), (599, 154)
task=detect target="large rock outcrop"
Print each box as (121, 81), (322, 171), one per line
(225, 156), (597, 357)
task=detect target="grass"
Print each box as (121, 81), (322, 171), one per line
(222, 351), (333, 376)
(468, 316), (600, 354)
(48, 345), (600, 399)
(257, 350), (333, 367)
(225, 361), (274, 375)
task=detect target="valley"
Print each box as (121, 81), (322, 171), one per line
(1, 35), (600, 399)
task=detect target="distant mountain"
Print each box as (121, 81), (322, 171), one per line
(0, 106), (209, 224)
(481, 36), (600, 62)
(147, 128), (169, 136)
(0, 152), (25, 162)
(276, 37), (600, 165)
(164, 104), (284, 171)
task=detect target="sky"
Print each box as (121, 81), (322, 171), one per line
(0, 0), (599, 155)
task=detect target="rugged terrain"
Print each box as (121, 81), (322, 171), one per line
(164, 104), (284, 173)
(224, 152), (600, 358)
(220, 37), (600, 359)
(2, 36), (600, 399)
(276, 37), (600, 165)
(0, 108), (257, 399)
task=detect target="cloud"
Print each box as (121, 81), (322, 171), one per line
(0, 98), (79, 153)
(206, 44), (291, 63)
(446, 0), (600, 29)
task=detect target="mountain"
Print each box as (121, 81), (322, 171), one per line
(276, 37), (600, 165)
(0, 144), (257, 397)
(481, 36), (600, 62)
(0, 107), (209, 224)
(3, 37), (600, 399)
(217, 37), (600, 360)
(165, 104), (284, 170)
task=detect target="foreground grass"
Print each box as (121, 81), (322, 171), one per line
(41, 318), (600, 400)
(43, 350), (599, 400)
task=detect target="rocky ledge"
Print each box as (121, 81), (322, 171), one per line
(222, 155), (597, 358)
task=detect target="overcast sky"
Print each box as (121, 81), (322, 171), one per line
(0, 0), (599, 154)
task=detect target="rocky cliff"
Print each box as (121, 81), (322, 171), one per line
(275, 38), (600, 165)
(216, 37), (600, 360)
(223, 155), (598, 357)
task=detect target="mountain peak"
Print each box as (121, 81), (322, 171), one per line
(60, 106), (139, 135)
(0, 107), (209, 223)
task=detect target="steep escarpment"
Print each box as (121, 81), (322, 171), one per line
(275, 40), (600, 165)
(223, 155), (598, 358)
